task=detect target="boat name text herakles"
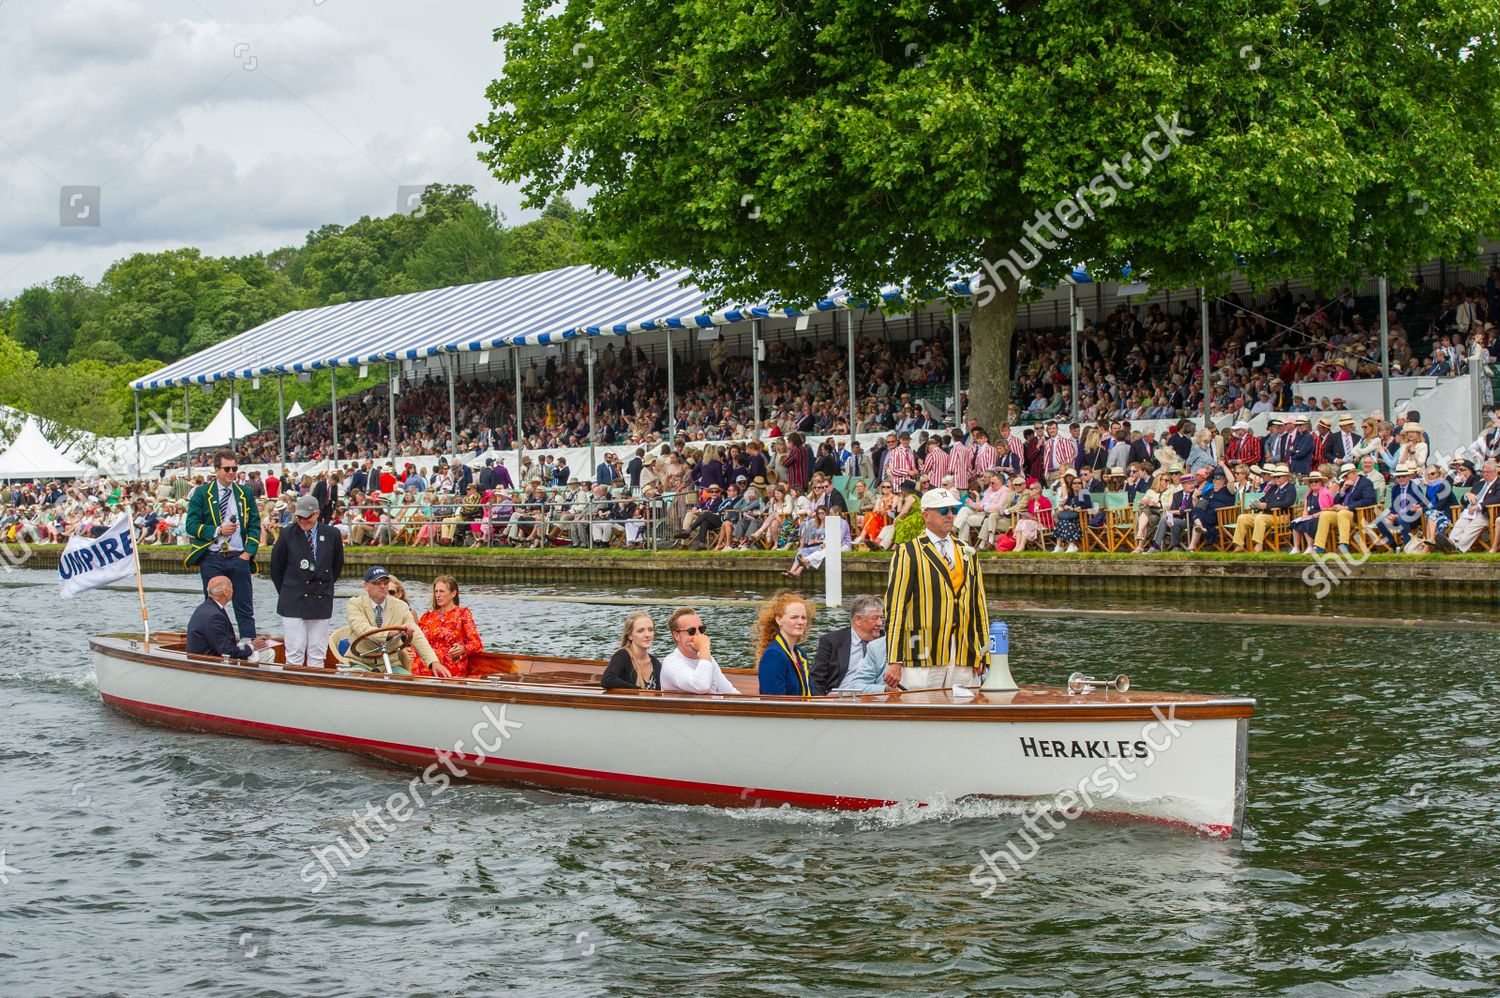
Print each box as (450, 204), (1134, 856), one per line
(1019, 737), (1152, 760)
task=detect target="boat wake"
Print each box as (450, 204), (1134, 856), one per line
(0, 667), (99, 695)
(575, 793), (1043, 830)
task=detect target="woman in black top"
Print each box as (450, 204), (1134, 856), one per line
(600, 611), (662, 690)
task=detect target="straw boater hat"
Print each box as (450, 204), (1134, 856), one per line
(1273, 464), (1291, 475)
(1339, 463), (1358, 476)
(1107, 466), (1125, 477)
(1308, 471), (1325, 481)
(1338, 413), (1356, 426)
(1403, 422), (1424, 434)
(1395, 464), (1415, 476)
(1316, 417), (1331, 429)
(1294, 414), (1310, 424)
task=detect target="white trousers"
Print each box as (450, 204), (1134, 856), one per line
(282, 616), (332, 667)
(900, 665), (978, 690)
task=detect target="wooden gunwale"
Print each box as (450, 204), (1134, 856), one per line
(90, 634), (1256, 723)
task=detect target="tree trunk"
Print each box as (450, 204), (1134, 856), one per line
(966, 242), (1020, 433)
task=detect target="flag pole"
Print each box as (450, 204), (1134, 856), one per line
(130, 518), (151, 647)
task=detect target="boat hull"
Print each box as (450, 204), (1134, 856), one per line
(93, 637), (1251, 836)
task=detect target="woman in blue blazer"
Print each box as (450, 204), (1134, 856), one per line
(754, 593), (815, 697)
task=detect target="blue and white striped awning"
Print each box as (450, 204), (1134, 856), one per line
(129, 261), (1102, 390)
(131, 266), (917, 389)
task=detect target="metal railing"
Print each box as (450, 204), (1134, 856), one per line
(254, 489), (707, 553)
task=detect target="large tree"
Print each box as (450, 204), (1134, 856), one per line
(473, 0), (1500, 429)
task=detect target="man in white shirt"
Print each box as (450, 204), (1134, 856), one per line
(659, 607), (739, 695)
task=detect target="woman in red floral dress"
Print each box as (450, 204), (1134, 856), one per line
(415, 575), (484, 677)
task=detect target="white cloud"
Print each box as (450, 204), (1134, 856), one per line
(0, 0), (533, 295)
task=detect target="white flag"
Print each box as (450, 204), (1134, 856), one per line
(58, 513), (137, 599)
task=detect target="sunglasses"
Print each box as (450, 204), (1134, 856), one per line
(220, 466), (238, 472)
(930, 506), (962, 516)
(673, 625), (707, 636)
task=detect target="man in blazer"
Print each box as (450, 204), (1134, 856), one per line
(345, 566), (447, 675)
(1322, 414), (1359, 465)
(269, 494), (346, 667)
(184, 449), (261, 642)
(1231, 464), (1298, 552)
(1314, 463), (1378, 552)
(882, 487), (989, 690)
(186, 576), (253, 659)
(1285, 416), (1315, 475)
(1375, 464), (1425, 549)
(810, 594), (886, 695)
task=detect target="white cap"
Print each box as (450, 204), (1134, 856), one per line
(1232, 420), (1250, 431)
(921, 487), (961, 508)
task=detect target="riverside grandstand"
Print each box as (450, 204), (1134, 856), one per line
(3, 259), (1499, 560)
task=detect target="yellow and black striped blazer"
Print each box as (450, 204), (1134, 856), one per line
(883, 534), (988, 670)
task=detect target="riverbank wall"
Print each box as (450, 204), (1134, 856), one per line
(26, 545), (1500, 605)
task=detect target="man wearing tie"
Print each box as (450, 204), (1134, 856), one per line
(1286, 415), (1316, 475)
(882, 487), (989, 690)
(1324, 414), (1359, 465)
(184, 450), (261, 643)
(344, 566), (447, 676)
(810, 595), (886, 695)
(186, 576), (258, 660)
(269, 494), (346, 667)
(1261, 416), (1286, 467)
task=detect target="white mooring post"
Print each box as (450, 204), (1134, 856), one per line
(824, 524), (843, 608)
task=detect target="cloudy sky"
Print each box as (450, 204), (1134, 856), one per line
(0, 0), (536, 297)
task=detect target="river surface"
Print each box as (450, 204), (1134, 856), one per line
(1, 568), (1497, 997)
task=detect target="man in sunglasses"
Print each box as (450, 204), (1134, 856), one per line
(659, 607), (739, 695)
(184, 449), (261, 642)
(882, 487), (990, 692)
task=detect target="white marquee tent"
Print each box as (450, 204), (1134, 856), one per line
(0, 417), (94, 480)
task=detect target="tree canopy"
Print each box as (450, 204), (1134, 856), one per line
(0, 186), (588, 443)
(474, 0), (1500, 429)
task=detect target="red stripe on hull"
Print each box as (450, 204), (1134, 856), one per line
(99, 692), (1233, 837)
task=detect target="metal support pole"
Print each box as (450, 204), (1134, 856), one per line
(330, 367), (340, 460)
(1069, 285), (1079, 423)
(587, 344), (597, 475)
(1200, 293), (1212, 428)
(445, 353), (457, 458)
(1378, 276), (1392, 418)
(184, 385), (192, 476)
(229, 383), (236, 450)
(387, 361), (397, 468)
(846, 311), (857, 438)
(951, 308), (962, 430)
(752, 319), (762, 440)
(513, 346), (524, 479)
(666, 327), (675, 441)
(133, 390), (141, 478)
(276, 375), (285, 467)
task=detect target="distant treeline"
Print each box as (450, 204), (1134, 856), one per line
(0, 185), (589, 442)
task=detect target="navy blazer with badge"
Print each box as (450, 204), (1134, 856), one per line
(1261, 481), (1299, 512)
(1335, 475), (1376, 511)
(268, 520), (345, 620)
(186, 598), (248, 658)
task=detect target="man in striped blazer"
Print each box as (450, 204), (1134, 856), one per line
(881, 487), (990, 691)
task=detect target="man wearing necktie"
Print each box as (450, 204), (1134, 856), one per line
(183, 450), (261, 642)
(882, 487), (989, 691)
(809, 595), (886, 694)
(344, 566), (446, 675)
(269, 494), (346, 667)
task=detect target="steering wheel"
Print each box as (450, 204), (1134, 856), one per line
(350, 625), (413, 661)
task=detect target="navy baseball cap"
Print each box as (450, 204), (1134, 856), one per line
(364, 566), (391, 583)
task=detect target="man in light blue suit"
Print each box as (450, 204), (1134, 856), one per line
(832, 636), (890, 694)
